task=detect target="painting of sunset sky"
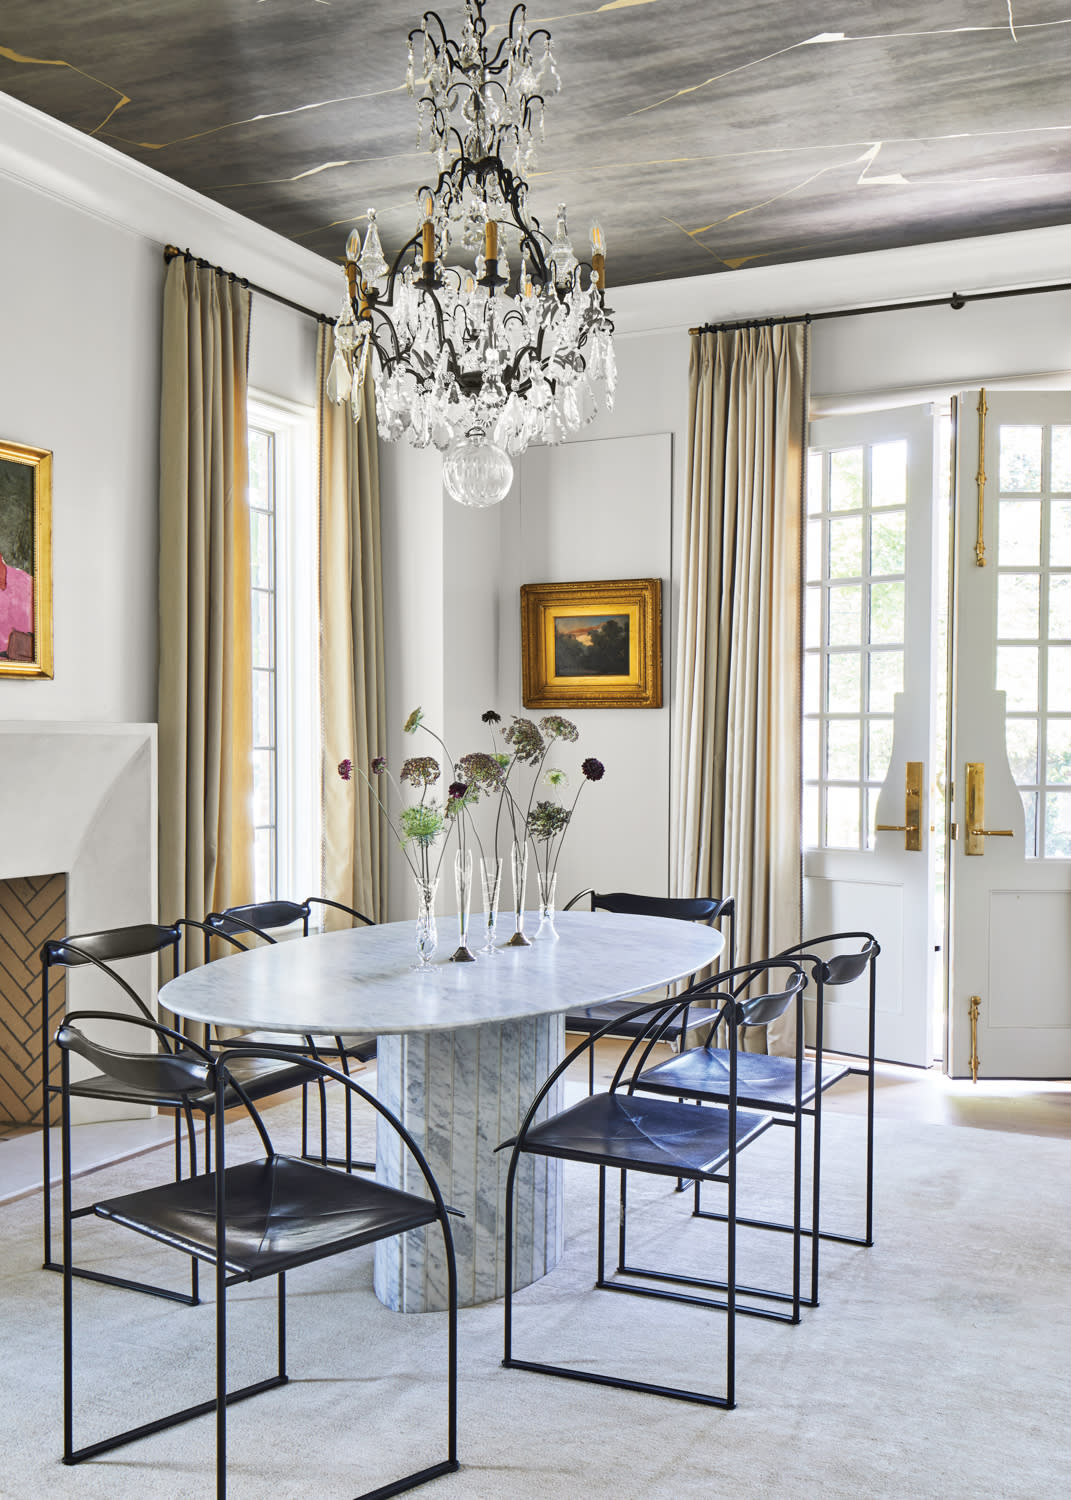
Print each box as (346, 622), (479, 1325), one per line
(553, 613), (630, 677)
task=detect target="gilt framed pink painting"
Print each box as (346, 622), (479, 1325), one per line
(0, 438), (53, 678)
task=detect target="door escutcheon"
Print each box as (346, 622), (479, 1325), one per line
(964, 762), (1013, 855)
(876, 761), (923, 851)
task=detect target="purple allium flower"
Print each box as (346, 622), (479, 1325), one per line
(448, 780), (468, 801)
(481, 708), (502, 724)
(400, 755), (441, 787)
(581, 757), (605, 782)
(371, 756), (387, 775)
(539, 714), (579, 743)
(338, 758), (353, 781)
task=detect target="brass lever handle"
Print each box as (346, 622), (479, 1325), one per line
(875, 762), (923, 851)
(964, 762), (1013, 855)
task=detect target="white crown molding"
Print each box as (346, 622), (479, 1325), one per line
(0, 90), (341, 313)
(610, 222), (1071, 338)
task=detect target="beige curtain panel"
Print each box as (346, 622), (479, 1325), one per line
(318, 326), (387, 924)
(157, 257), (254, 934)
(673, 323), (808, 1053)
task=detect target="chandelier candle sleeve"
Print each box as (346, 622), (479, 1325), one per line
(328, 0), (616, 509)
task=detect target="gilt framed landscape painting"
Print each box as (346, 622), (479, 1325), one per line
(0, 438), (53, 678)
(520, 578), (662, 709)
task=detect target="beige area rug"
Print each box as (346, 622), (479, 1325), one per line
(1, 1088), (1068, 1500)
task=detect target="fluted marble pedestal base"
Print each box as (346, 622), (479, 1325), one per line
(374, 1013), (565, 1312)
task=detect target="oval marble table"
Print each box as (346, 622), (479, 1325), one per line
(160, 909), (724, 1313)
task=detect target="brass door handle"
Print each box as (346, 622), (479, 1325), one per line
(964, 762), (1013, 855)
(875, 761), (923, 851)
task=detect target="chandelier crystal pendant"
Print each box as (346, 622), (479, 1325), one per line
(326, 0), (616, 508)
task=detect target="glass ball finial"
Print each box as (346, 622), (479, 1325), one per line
(442, 430), (514, 507)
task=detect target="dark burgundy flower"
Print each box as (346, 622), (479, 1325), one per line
(581, 757), (605, 781)
(338, 758), (353, 781)
(481, 708), (502, 724)
(448, 780), (469, 801)
(371, 756), (387, 775)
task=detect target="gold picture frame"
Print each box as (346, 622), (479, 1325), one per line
(0, 438), (53, 678)
(520, 578), (662, 709)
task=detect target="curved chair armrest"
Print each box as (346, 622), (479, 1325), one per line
(306, 896), (374, 927)
(563, 888), (595, 912)
(215, 1046), (464, 1224)
(40, 943), (156, 1025)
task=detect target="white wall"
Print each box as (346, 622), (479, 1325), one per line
(0, 92), (334, 729)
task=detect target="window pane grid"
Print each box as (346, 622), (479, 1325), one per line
(804, 441), (907, 850)
(997, 421), (1071, 858)
(248, 426), (278, 898)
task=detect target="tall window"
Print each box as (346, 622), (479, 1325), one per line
(803, 440), (908, 850)
(996, 420), (1071, 856)
(246, 394), (320, 903)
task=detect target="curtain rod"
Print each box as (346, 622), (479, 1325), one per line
(689, 278), (1071, 336)
(163, 245), (334, 325)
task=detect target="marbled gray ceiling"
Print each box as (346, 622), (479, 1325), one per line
(3, 1), (1070, 288)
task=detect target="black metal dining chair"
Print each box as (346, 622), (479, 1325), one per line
(499, 956), (805, 1408)
(56, 1014), (460, 1499)
(203, 897), (377, 1171)
(561, 890), (737, 1092)
(39, 922), (314, 1303)
(636, 932), (880, 1308)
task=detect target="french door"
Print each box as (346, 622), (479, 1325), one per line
(949, 392), (1071, 1078)
(804, 392), (1071, 1077)
(803, 405), (937, 1067)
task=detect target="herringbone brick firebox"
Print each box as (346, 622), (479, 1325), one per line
(0, 874), (66, 1127)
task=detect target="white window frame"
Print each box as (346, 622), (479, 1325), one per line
(247, 390), (320, 907)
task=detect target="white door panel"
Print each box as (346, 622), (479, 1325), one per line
(951, 391), (1071, 1077)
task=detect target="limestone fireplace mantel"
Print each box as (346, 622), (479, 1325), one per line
(0, 722), (157, 1125)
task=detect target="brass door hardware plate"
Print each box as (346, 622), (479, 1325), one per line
(964, 762), (1013, 855)
(876, 761), (923, 851)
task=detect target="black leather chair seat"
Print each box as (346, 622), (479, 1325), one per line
(232, 1028), (377, 1063)
(93, 1155), (444, 1282)
(508, 1091), (771, 1180)
(66, 1052), (316, 1113)
(637, 1049), (850, 1111)
(566, 997), (721, 1040)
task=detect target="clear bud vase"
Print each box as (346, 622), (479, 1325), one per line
(535, 870), (558, 938)
(506, 838), (531, 946)
(451, 847), (476, 962)
(480, 855), (503, 955)
(414, 875), (439, 969)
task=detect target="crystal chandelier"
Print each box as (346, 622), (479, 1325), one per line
(326, 0), (616, 508)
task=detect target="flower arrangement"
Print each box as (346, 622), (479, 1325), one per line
(339, 704), (604, 950)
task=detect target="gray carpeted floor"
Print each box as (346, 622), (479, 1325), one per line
(2, 1090), (1068, 1500)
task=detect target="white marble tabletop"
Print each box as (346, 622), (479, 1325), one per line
(160, 910), (725, 1036)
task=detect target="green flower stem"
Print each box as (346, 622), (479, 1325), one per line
(548, 781), (590, 882)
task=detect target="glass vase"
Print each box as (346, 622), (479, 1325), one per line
(450, 847), (476, 962)
(480, 855), (503, 955)
(535, 870), (558, 938)
(413, 875), (439, 969)
(506, 839), (531, 947)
